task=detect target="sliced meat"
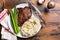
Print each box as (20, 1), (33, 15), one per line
(17, 7), (32, 26)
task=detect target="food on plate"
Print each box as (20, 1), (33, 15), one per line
(18, 7), (32, 26)
(9, 3), (41, 38)
(21, 14), (41, 37)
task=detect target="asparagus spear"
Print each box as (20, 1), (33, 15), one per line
(9, 7), (20, 34)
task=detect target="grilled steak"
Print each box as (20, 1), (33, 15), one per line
(17, 7), (32, 26)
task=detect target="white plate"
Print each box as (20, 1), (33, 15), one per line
(12, 3), (42, 38)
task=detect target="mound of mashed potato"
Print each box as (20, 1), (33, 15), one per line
(20, 14), (41, 37)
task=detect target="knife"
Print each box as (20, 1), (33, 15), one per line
(28, 2), (41, 14)
(28, 2), (46, 24)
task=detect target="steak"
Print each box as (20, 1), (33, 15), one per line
(17, 7), (32, 26)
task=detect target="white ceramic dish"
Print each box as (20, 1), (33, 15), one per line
(12, 3), (42, 38)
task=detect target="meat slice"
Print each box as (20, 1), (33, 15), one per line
(17, 7), (32, 26)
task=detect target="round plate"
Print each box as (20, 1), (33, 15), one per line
(12, 3), (42, 38)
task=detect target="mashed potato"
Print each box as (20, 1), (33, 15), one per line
(21, 14), (41, 37)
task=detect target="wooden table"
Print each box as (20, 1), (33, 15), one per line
(0, 0), (60, 40)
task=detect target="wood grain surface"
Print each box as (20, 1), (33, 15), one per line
(0, 0), (60, 40)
